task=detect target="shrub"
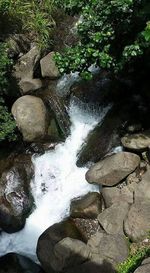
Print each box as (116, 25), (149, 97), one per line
(54, 0), (150, 79)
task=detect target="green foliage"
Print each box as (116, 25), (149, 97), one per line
(0, 98), (16, 142)
(0, 0), (56, 48)
(117, 247), (150, 273)
(0, 43), (16, 142)
(54, 0), (150, 79)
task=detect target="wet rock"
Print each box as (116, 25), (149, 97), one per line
(76, 106), (122, 167)
(87, 232), (129, 267)
(42, 89), (71, 138)
(98, 201), (129, 235)
(70, 192), (102, 219)
(50, 237), (90, 271)
(0, 253), (44, 273)
(86, 152), (140, 186)
(102, 186), (133, 208)
(72, 218), (101, 241)
(12, 95), (48, 142)
(0, 154), (34, 233)
(40, 52), (60, 79)
(37, 219), (85, 273)
(124, 201), (150, 242)
(121, 131), (150, 151)
(126, 123), (142, 134)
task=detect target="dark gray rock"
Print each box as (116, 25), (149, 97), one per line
(134, 257), (150, 273)
(0, 253), (44, 273)
(70, 192), (102, 219)
(37, 219), (84, 273)
(0, 154), (34, 233)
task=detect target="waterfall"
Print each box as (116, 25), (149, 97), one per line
(0, 100), (110, 262)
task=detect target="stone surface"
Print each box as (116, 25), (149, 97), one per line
(7, 34), (30, 59)
(98, 201), (129, 235)
(121, 131), (150, 151)
(87, 232), (129, 266)
(40, 52), (60, 79)
(70, 192), (102, 219)
(37, 219), (84, 273)
(124, 201), (150, 242)
(50, 237), (90, 271)
(0, 154), (34, 233)
(0, 253), (44, 273)
(65, 259), (116, 273)
(134, 166), (150, 202)
(19, 78), (42, 93)
(134, 258), (150, 273)
(102, 186), (134, 208)
(12, 95), (48, 142)
(86, 152), (140, 186)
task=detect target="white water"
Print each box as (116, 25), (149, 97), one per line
(0, 101), (109, 261)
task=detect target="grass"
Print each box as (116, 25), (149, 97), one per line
(0, 0), (56, 48)
(117, 246), (150, 273)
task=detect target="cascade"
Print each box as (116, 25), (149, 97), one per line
(0, 99), (110, 261)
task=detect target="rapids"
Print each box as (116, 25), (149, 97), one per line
(0, 100), (110, 261)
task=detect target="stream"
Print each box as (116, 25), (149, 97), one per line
(0, 100), (110, 262)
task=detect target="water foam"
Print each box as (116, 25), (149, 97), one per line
(0, 101), (110, 261)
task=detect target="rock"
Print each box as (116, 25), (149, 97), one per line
(14, 46), (40, 80)
(124, 201), (150, 242)
(87, 232), (129, 266)
(50, 237), (90, 271)
(70, 192), (102, 219)
(76, 105), (122, 167)
(37, 219), (84, 273)
(134, 258), (150, 273)
(41, 88), (71, 138)
(98, 201), (129, 235)
(66, 260), (116, 273)
(86, 152), (140, 186)
(47, 118), (61, 140)
(19, 78), (43, 93)
(14, 46), (42, 94)
(12, 95), (48, 142)
(102, 185), (134, 208)
(134, 166), (150, 202)
(40, 52), (60, 79)
(7, 34), (30, 59)
(0, 253), (44, 273)
(0, 154), (34, 233)
(126, 123), (142, 134)
(121, 131), (150, 151)
(72, 218), (100, 241)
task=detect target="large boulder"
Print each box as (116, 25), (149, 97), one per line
(37, 219), (84, 273)
(86, 152), (140, 186)
(87, 232), (129, 267)
(0, 154), (34, 233)
(40, 52), (60, 79)
(98, 201), (129, 235)
(121, 131), (150, 151)
(49, 237), (90, 272)
(124, 201), (150, 242)
(12, 95), (48, 142)
(0, 253), (44, 273)
(70, 192), (102, 219)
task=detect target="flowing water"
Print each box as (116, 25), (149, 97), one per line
(0, 100), (110, 261)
